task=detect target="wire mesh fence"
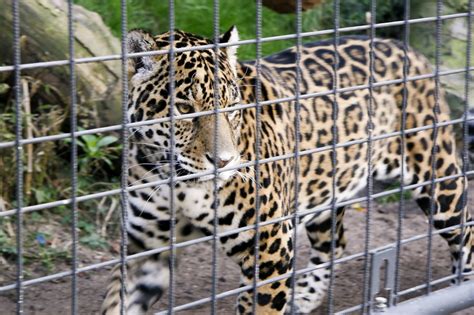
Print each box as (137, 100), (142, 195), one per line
(1, 0), (474, 314)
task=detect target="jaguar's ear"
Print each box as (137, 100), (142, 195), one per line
(127, 29), (158, 79)
(220, 25), (239, 71)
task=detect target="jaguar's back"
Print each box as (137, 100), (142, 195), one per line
(236, 36), (453, 215)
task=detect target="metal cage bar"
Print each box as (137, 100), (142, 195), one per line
(425, 0), (443, 295)
(211, 0), (221, 313)
(458, 0), (473, 286)
(327, 0), (340, 313)
(361, 0), (377, 312)
(382, 280), (474, 315)
(251, 0), (263, 313)
(0, 13), (470, 74)
(1, 67), (472, 151)
(66, 0), (79, 313)
(394, 0), (411, 304)
(1, 220), (472, 295)
(166, 1), (177, 313)
(11, 0), (24, 313)
(118, 0), (130, 314)
(289, 0), (303, 313)
(1, 121), (472, 220)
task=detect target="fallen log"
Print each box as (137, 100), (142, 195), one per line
(0, 0), (122, 126)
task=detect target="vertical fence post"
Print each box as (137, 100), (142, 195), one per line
(362, 0), (377, 312)
(394, 0), (411, 304)
(328, 0), (340, 313)
(251, 0), (263, 313)
(458, 0), (473, 284)
(66, 0), (79, 313)
(289, 0), (303, 313)
(426, 0), (443, 295)
(167, 1), (177, 313)
(119, 0), (129, 313)
(11, 0), (24, 313)
(12, 0), (24, 312)
(211, 0), (220, 313)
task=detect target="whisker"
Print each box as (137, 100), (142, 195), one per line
(233, 160), (259, 188)
(143, 184), (164, 210)
(139, 151), (172, 160)
(127, 127), (145, 140)
(130, 142), (169, 150)
(127, 161), (170, 169)
(129, 165), (170, 186)
(236, 65), (251, 84)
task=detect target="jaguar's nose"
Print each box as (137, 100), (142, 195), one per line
(217, 158), (232, 168)
(205, 154), (234, 168)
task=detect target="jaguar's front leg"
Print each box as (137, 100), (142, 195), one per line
(230, 221), (294, 315)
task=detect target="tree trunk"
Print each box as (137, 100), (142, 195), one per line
(262, 0), (323, 13)
(0, 0), (122, 126)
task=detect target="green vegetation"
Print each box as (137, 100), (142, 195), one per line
(377, 182), (412, 204)
(0, 77), (121, 276)
(76, 0), (404, 60)
(66, 131), (121, 175)
(0, 222), (16, 257)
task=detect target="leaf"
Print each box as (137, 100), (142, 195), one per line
(33, 188), (47, 203)
(80, 233), (108, 249)
(97, 136), (118, 148)
(81, 134), (98, 149)
(102, 157), (113, 167)
(352, 203), (366, 212)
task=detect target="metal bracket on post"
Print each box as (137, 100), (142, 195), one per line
(370, 247), (396, 313)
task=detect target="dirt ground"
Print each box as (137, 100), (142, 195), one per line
(1, 182), (473, 314)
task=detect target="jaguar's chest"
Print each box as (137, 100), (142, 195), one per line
(146, 179), (245, 229)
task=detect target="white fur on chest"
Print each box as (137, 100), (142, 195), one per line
(178, 185), (213, 218)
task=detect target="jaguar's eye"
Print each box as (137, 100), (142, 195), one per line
(176, 103), (195, 115)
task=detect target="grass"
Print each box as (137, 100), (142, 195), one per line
(76, 0), (404, 60)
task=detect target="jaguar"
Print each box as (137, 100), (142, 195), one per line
(101, 26), (473, 314)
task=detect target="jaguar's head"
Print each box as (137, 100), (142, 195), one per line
(127, 26), (242, 184)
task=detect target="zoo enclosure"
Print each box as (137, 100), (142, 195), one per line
(1, 0), (474, 314)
